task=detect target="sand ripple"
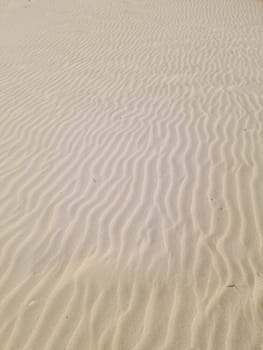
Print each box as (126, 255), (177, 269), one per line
(1, 0), (263, 348)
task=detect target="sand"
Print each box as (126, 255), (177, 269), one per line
(0, 0), (263, 348)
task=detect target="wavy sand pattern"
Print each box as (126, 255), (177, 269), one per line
(1, 0), (263, 348)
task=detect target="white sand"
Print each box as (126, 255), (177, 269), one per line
(1, 0), (263, 348)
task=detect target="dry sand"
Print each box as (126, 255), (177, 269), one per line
(1, 0), (263, 348)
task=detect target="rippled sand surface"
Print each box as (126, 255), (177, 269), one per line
(1, 0), (263, 348)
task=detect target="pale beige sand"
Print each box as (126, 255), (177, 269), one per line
(1, 0), (263, 348)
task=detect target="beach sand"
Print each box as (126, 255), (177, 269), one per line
(0, 0), (263, 348)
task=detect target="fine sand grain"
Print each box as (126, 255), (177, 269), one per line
(0, 0), (263, 349)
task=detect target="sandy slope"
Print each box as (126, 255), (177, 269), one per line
(0, 0), (263, 348)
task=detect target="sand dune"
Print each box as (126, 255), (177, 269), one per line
(1, 0), (263, 348)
